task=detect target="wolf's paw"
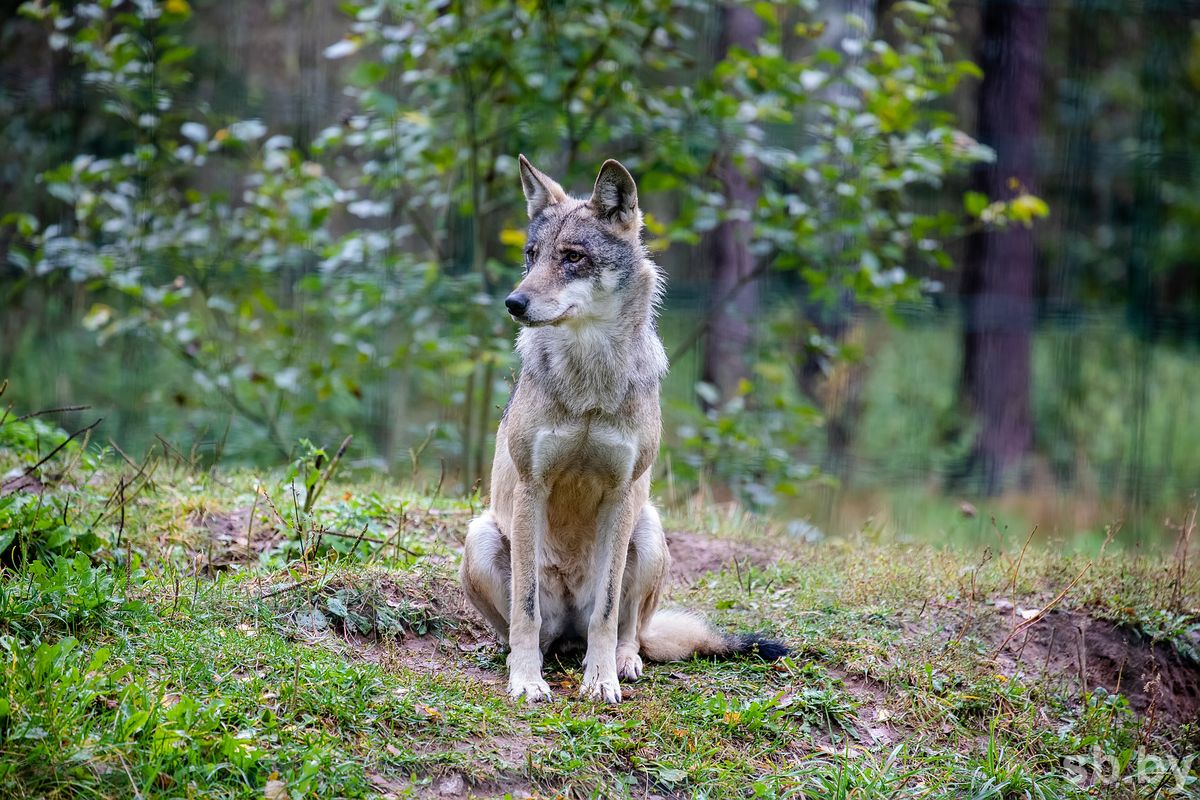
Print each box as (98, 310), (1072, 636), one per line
(508, 675), (553, 703)
(580, 672), (622, 703)
(616, 649), (643, 681)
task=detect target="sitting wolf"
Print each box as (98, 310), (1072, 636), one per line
(460, 156), (785, 703)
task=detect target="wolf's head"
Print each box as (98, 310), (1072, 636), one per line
(505, 156), (656, 329)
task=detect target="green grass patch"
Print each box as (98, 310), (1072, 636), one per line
(1, 422), (1198, 798)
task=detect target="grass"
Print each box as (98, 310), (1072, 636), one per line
(1, 416), (1199, 798)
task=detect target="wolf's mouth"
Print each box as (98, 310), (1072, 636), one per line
(515, 305), (576, 328)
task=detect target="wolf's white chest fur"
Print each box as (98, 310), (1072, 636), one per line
(531, 420), (637, 491)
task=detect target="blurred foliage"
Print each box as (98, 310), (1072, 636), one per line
(3, 0), (1039, 507)
(0, 412), (106, 562)
(855, 316), (1200, 503)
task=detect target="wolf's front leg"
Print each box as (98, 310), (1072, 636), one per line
(507, 482), (552, 702)
(581, 490), (637, 703)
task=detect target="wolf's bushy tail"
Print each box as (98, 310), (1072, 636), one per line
(638, 608), (788, 663)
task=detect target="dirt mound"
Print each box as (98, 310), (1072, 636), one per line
(1, 472), (45, 495)
(190, 506), (282, 568)
(665, 530), (782, 583)
(274, 529), (791, 686)
(191, 503), (473, 570)
(274, 567), (502, 685)
(991, 608), (1200, 724)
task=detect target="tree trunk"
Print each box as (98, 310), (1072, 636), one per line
(958, 0), (1045, 494)
(700, 6), (762, 404)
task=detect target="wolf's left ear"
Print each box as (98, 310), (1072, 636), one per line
(589, 159), (639, 229)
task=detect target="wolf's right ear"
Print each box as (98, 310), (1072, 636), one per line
(589, 159), (639, 229)
(518, 155), (567, 219)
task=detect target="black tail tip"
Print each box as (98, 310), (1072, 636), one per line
(729, 633), (789, 661)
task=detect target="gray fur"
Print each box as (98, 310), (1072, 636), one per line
(460, 157), (782, 705)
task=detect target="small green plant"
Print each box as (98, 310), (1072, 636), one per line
(319, 585), (436, 638)
(0, 491), (102, 564)
(966, 718), (1082, 799)
(0, 554), (148, 642)
(0, 407), (109, 562)
(695, 691), (789, 735)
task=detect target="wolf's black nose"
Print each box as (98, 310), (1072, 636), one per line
(505, 292), (529, 317)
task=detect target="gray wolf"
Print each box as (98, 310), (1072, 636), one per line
(460, 156), (786, 703)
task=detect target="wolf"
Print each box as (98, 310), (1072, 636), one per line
(460, 156), (786, 703)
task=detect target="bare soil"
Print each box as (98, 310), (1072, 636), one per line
(664, 529), (780, 583)
(190, 506), (282, 568)
(987, 606), (1200, 725)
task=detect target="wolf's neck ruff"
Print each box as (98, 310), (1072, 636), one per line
(515, 259), (668, 416)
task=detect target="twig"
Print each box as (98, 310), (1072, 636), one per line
(107, 438), (140, 470)
(85, 450), (159, 534)
(346, 523), (372, 553)
(246, 488), (261, 563)
(1074, 623), (1088, 701)
(1146, 770), (1173, 800)
(424, 459), (446, 516)
(119, 480), (133, 589)
(113, 478), (127, 553)
(257, 577), (317, 599)
(992, 561), (1093, 658)
(289, 481), (307, 565)
(409, 428), (435, 481)
(1007, 525), (1037, 597)
(369, 504), (414, 566)
(14, 405), (91, 422)
(1170, 500), (1195, 612)
(255, 487), (290, 532)
(304, 435), (352, 514)
(1015, 629), (1031, 664)
(1038, 625), (1058, 696)
(21, 417), (103, 477)
(154, 434), (195, 470)
(320, 528), (384, 545)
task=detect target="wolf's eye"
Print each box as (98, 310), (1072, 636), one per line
(564, 250), (584, 264)
(524, 245), (537, 260)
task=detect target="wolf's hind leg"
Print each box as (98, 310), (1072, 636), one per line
(460, 512), (512, 644)
(616, 504), (669, 681)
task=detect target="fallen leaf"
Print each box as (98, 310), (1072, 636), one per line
(264, 775), (287, 800)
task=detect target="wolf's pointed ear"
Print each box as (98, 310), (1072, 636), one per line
(518, 154), (567, 219)
(589, 159), (639, 229)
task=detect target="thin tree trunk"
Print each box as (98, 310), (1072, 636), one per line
(700, 6), (762, 404)
(958, 0), (1045, 494)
